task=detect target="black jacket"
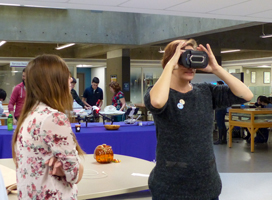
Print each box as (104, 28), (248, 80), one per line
(71, 89), (85, 108)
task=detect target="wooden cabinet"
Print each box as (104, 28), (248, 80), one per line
(229, 108), (272, 152)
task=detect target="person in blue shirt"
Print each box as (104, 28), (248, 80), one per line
(82, 77), (103, 122)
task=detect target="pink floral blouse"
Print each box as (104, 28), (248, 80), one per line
(15, 102), (80, 200)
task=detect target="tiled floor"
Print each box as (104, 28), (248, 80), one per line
(92, 137), (272, 200)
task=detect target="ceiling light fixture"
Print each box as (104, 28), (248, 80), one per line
(0, 3), (20, 6)
(55, 43), (75, 50)
(158, 47), (165, 53)
(221, 49), (240, 54)
(0, 41), (6, 47)
(76, 64), (93, 68)
(260, 24), (272, 38)
(257, 65), (270, 68)
(260, 34), (272, 39)
(24, 5), (48, 8)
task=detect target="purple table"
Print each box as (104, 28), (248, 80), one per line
(0, 122), (157, 161)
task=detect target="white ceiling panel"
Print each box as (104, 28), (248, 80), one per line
(23, 0), (67, 2)
(67, 0), (127, 6)
(119, 0), (187, 10)
(209, 1), (272, 16)
(249, 9), (272, 18)
(166, 0), (249, 13)
(1, 0), (272, 22)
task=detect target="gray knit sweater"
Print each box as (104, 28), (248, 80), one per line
(144, 83), (247, 200)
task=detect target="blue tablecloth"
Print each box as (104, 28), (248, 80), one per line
(0, 122), (157, 161)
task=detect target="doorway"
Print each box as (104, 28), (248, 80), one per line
(77, 73), (85, 98)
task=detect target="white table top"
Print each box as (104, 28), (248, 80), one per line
(3, 156), (272, 200)
(0, 154), (155, 200)
(0, 170), (8, 200)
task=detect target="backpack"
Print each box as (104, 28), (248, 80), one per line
(246, 128), (269, 143)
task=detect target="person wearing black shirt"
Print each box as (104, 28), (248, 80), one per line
(214, 81), (227, 145)
(70, 77), (90, 110)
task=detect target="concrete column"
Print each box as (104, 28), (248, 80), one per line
(106, 49), (130, 106)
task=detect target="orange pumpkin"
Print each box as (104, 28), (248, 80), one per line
(94, 144), (114, 163)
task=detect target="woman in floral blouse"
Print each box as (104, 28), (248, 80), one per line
(109, 81), (126, 122)
(12, 54), (84, 200)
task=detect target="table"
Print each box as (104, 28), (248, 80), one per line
(228, 108), (272, 152)
(3, 157), (272, 200)
(0, 170), (8, 200)
(0, 122), (157, 161)
(0, 154), (155, 200)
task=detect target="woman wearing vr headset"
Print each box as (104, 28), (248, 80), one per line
(144, 39), (253, 200)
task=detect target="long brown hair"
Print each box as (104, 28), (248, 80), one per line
(12, 54), (84, 162)
(161, 39), (198, 69)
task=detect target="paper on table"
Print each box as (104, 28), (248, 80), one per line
(131, 173), (149, 177)
(0, 165), (16, 188)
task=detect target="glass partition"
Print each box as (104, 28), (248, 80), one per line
(130, 67), (162, 104)
(143, 68), (162, 96)
(0, 66), (25, 104)
(130, 68), (142, 104)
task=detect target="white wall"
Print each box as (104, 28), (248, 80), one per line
(91, 67), (106, 111)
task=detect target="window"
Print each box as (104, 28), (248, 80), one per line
(251, 71), (256, 83)
(264, 72), (270, 84)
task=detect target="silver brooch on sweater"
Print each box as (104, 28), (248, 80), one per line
(177, 99), (185, 109)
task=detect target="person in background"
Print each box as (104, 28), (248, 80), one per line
(70, 77), (90, 110)
(144, 39), (253, 200)
(8, 68), (26, 125)
(214, 81), (227, 145)
(254, 95), (266, 108)
(109, 81), (126, 122)
(243, 95), (267, 140)
(258, 96), (272, 108)
(12, 54), (84, 199)
(0, 88), (7, 126)
(0, 88), (7, 116)
(82, 77), (103, 122)
(244, 96), (271, 143)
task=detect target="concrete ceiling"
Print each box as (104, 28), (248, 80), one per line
(1, 0), (272, 68)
